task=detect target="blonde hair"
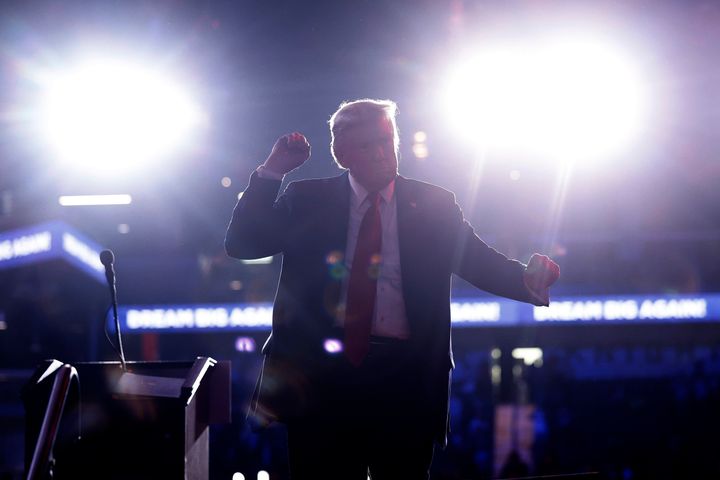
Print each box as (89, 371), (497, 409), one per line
(328, 98), (399, 167)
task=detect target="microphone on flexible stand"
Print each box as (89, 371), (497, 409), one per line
(100, 249), (127, 371)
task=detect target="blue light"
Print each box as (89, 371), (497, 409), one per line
(113, 293), (720, 334)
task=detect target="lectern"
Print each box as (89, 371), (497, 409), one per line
(23, 357), (231, 480)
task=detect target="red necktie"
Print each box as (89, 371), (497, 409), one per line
(345, 192), (382, 366)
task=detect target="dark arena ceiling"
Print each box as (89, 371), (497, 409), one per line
(1, 0), (719, 306)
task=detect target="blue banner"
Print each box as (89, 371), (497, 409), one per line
(115, 293), (720, 333)
(0, 221), (106, 283)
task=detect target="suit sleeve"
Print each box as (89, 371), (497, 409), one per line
(224, 171), (292, 259)
(447, 193), (544, 306)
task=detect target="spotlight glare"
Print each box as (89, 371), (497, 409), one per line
(58, 194), (132, 206)
(412, 143), (429, 159)
(323, 339), (343, 354)
(41, 59), (204, 176)
(442, 36), (647, 162)
(512, 347), (543, 366)
(235, 337), (256, 353)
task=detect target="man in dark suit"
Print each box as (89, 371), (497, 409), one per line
(225, 99), (559, 480)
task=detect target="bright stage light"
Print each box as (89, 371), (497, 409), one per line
(58, 194), (132, 206)
(40, 59), (204, 176)
(441, 37), (648, 162)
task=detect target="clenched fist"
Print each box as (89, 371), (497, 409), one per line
(262, 132), (311, 176)
(522, 253), (560, 307)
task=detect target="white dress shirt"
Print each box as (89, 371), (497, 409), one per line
(342, 174), (410, 339)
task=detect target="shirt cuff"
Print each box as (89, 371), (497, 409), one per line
(256, 165), (285, 181)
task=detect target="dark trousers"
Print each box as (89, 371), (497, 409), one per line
(285, 339), (436, 480)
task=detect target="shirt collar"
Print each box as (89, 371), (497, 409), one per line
(348, 173), (395, 208)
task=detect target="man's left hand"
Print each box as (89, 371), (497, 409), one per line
(523, 253), (560, 306)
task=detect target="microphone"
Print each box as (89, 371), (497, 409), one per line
(100, 249), (115, 287)
(100, 249), (127, 371)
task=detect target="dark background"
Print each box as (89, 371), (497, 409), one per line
(1, 1), (720, 479)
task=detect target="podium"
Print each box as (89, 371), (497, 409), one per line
(23, 357), (231, 480)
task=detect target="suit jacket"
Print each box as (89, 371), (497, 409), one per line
(225, 170), (542, 446)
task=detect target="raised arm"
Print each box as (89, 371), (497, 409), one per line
(224, 133), (311, 259)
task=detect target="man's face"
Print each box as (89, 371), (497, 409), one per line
(335, 116), (398, 192)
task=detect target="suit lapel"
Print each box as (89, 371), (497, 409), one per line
(325, 172), (351, 252)
(319, 173), (351, 318)
(395, 176), (423, 324)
